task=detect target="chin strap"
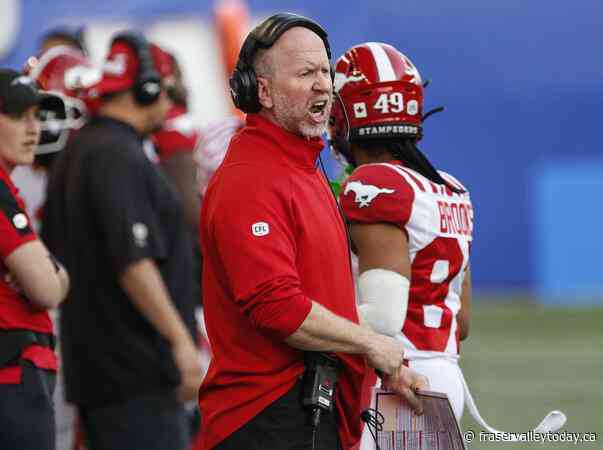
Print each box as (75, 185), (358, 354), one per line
(422, 106), (445, 122)
(421, 78), (445, 122)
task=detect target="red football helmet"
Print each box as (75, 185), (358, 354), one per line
(24, 45), (99, 154)
(329, 42), (424, 165)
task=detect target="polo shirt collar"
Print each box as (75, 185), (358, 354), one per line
(245, 114), (324, 169)
(0, 165), (17, 193)
(94, 115), (143, 140)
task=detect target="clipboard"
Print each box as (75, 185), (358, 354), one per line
(372, 389), (467, 450)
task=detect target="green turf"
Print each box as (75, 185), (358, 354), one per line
(459, 300), (603, 449)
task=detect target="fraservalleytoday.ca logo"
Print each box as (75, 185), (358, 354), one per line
(463, 430), (599, 445)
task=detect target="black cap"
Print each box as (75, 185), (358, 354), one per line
(0, 69), (50, 115)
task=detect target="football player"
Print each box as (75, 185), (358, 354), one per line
(329, 42), (473, 447)
(150, 45), (201, 233)
(13, 45), (95, 232)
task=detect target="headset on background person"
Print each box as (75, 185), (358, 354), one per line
(110, 32), (162, 106)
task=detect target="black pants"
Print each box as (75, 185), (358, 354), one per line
(0, 363), (56, 450)
(79, 389), (189, 450)
(215, 378), (340, 450)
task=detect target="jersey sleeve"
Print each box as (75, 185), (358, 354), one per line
(339, 164), (415, 229)
(203, 165), (312, 340)
(0, 180), (36, 259)
(85, 147), (167, 274)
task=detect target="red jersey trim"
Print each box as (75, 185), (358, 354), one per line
(398, 166), (426, 192)
(21, 344), (58, 371)
(0, 365), (21, 384)
(0, 233), (37, 261)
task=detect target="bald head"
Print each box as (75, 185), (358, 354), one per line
(253, 27), (329, 80)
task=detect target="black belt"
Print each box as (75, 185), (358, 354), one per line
(0, 329), (55, 367)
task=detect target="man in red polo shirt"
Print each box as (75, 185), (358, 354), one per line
(199, 13), (428, 450)
(0, 69), (70, 450)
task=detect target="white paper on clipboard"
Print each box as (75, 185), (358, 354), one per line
(372, 389), (467, 450)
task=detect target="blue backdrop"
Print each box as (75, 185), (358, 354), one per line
(2, 0), (602, 296)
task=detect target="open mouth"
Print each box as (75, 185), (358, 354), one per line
(309, 99), (329, 123)
(310, 100), (327, 114)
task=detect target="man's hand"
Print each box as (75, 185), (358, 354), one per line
(172, 338), (203, 402)
(365, 334), (406, 376)
(382, 366), (429, 415)
(120, 259), (203, 401)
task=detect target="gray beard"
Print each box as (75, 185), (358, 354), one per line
(272, 91), (330, 138)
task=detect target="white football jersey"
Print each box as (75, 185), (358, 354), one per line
(341, 162), (474, 360)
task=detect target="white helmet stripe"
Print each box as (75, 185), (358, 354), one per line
(366, 42), (396, 82)
(29, 45), (84, 82)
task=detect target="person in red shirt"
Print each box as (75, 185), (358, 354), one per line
(0, 69), (69, 450)
(199, 13), (428, 450)
(151, 46), (201, 234)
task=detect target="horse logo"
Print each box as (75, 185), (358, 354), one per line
(344, 180), (395, 208)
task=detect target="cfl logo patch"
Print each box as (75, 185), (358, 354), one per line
(12, 213), (28, 230)
(251, 222), (269, 237)
(132, 222), (148, 247)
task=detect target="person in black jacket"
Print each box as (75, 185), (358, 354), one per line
(43, 32), (201, 450)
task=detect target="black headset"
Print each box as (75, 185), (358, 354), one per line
(111, 31), (161, 105)
(230, 12), (333, 114)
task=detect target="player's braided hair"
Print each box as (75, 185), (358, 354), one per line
(361, 138), (465, 194)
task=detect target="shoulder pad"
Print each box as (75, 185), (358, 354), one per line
(340, 163), (415, 227)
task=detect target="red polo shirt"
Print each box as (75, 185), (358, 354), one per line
(0, 166), (56, 383)
(199, 114), (367, 449)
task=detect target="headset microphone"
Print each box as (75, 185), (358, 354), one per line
(423, 106), (445, 121)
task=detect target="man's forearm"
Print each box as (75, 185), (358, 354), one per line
(120, 258), (192, 346)
(285, 301), (375, 354)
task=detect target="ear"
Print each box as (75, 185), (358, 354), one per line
(256, 76), (273, 110)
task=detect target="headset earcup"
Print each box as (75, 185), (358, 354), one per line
(229, 68), (244, 110)
(230, 67), (260, 114)
(243, 69), (260, 113)
(112, 32), (162, 106)
(135, 76), (162, 105)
